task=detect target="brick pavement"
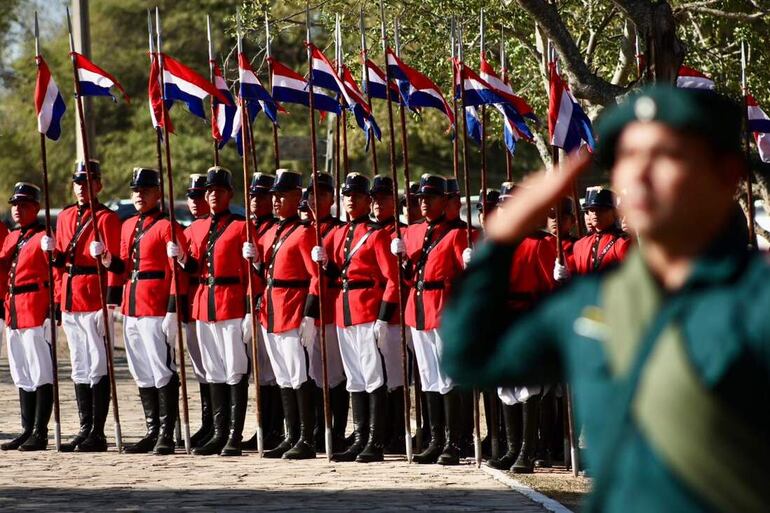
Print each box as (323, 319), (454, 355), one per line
(0, 325), (547, 512)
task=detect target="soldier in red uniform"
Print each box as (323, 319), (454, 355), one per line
(391, 174), (468, 465)
(305, 172), (348, 453)
(46, 160), (124, 453)
(119, 168), (188, 455)
(258, 170), (319, 460)
(313, 173), (399, 463)
(546, 196), (578, 281)
(485, 182), (558, 473)
(174, 167), (255, 457)
(182, 174), (213, 449)
(571, 186), (631, 275)
(0, 184), (53, 451)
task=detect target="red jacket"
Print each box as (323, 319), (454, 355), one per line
(314, 216), (344, 326)
(545, 233), (578, 273)
(508, 232), (557, 312)
(0, 224), (50, 329)
(572, 228), (631, 275)
(325, 216), (400, 327)
(376, 217), (407, 325)
(120, 209), (188, 318)
(53, 203), (124, 312)
(402, 217), (467, 331)
(0, 222), (10, 319)
(185, 211), (255, 322)
(258, 216), (318, 333)
(183, 215), (209, 321)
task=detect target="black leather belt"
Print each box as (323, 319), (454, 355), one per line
(9, 281), (48, 294)
(67, 265), (97, 275)
(416, 280), (444, 291)
(130, 270), (165, 282)
(267, 278), (310, 288)
(342, 279), (375, 291)
(200, 276), (240, 286)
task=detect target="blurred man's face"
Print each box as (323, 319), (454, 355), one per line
(250, 191), (272, 217)
(187, 196), (210, 218)
(612, 121), (740, 243)
(73, 180), (103, 204)
(547, 210), (575, 237)
(419, 195), (446, 221)
(206, 186), (233, 214)
(11, 201), (39, 226)
(371, 192), (394, 221)
(274, 190), (301, 219)
(308, 189), (333, 219)
(343, 192), (371, 219)
(586, 207), (616, 232)
(131, 187), (161, 214)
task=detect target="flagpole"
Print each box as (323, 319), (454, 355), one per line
(34, 11), (61, 452)
(741, 41), (758, 249)
(337, 15), (350, 177)
(306, 3), (334, 462)
(265, 12), (281, 170)
(207, 14), (220, 166)
(479, 10), (488, 224)
(380, 0), (413, 464)
(500, 28), (513, 182)
(236, 11), (265, 456)
(450, 17), (460, 180)
(360, 8), (380, 177)
(394, 18), (411, 213)
(155, 7), (192, 454)
(148, 11), (166, 213)
(65, 6), (123, 453)
(458, 23), (482, 469)
(334, 15), (343, 216)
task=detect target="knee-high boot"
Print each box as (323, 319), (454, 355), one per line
(412, 392), (445, 464)
(19, 385), (53, 451)
(192, 383), (230, 456)
(123, 387), (159, 454)
(512, 395), (541, 473)
(283, 381), (316, 459)
(438, 390), (462, 465)
(486, 403), (522, 470)
(263, 387), (299, 458)
(331, 392), (368, 462)
(153, 374), (179, 455)
(221, 375), (249, 456)
(77, 376), (109, 452)
(60, 383), (92, 452)
(190, 383), (213, 449)
(356, 386), (386, 463)
(1, 389), (36, 450)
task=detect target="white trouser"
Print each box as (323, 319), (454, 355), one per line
(309, 323), (345, 389)
(246, 325), (277, 386)
(184, 322), (207, 383)
(336, 322), (384, 393)
(6, 322), (54, 392)
(123, 316), (176, 389)
(497, 385), (546, 406)
(262, 327), (308, 389)
(409, 328), (454, 395)
(62, 311), (111, 385)
(196, 319), (248, 385)
(381, 325), (406, 390)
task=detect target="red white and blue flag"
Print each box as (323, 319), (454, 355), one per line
(676, 66), (715, 90)
(548, 62), (595, 153)
(148, 53), (173, 133)
(457, 60), (536, 122)
(747, 94), (770, 163)
(341, 65), (381, 144)
(361, 58), (403, 104)
(71, 52), (129, 103)
(465, 106), (482, 144)
(211, 61), (235, 147)
(35, 56), (66, 141)
(161, 53), (229, 119)
(238, 52), (281, 124)
(385, 48), (454, 129)
(269, 57), (340, 114)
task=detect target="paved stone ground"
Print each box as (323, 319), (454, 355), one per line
(0, 324), (547, 512)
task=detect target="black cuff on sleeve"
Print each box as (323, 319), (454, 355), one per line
(183, 258), (198, 274)
(106, 286), (123, 306)
(167, 294), (190, 322)
(303, 294), (320, 319)
(324, 261), (341, 281)
(106, 256), (125, 274)
(378, 301), (397, 322)
(51, 251), (65, 268)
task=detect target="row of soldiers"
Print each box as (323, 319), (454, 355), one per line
(0, 160), (630, 469)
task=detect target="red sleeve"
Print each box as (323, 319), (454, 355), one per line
(375, 229), (400, 305)
(303, 228), (321, 299)
(167, 221), (189, 297)
(535, 238), (558, 293)
(452, 229), (468, 273)
(103, 212), (125, 289)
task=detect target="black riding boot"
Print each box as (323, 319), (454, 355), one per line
(77, 376), (109, 452)
(457, 389), (475, 458)
(487, 403), (522, 470)
(123, 387), (159, 454)
(283, 381), (316, 459)
(332, 392), (368, 462)
(512, 395), (541, 473)
(19, 385), (53, 451)
(264, 387), (299, 458)
(190, 383), (213, 449)
(413, 392), (445, 464)
(535, 392), (555, 468)
(154, 374), (179, 455)
(438, 390), (462, 465)
(221, 375), (249, 456)
(357, 386), (386, 463)
(1, 389), (35, 450)
(60, 383), (91, 452)
(418, 390), (431, 447)
(265, 385), (285, 450)
(242, 385), (272, 451)
(330, 382), (349, 453)
(384, 387), (406, 454)
(192, 383), (229, 455)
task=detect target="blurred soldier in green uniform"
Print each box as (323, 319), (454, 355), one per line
(442, 86), (768, 513)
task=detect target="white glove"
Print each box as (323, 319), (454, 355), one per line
(553, 260), (571, 282)
(311, 246), (327, 265)
(390, 238), (406, 256)
(166, 241), (180, 259)
(162, 312), (178, 346)
(373, 319), (389, 350)
(89, 240), (105, 258)
(462, 248), (473, 268)
(242, 313), (253, 345)
(242, 242), (257, 260)
(40, 235), (55, 252)
(299, 316), (317, 348)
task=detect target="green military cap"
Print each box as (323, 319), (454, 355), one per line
(595, 85), (743, 170)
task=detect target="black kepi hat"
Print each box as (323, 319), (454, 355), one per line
(341, 173), (370, 196)
(9, 182), (41, 204)
(129, 167), (161, 190)
(187, 174), (207, 199)
(205, 166), (233, 189)
(270, 169), (303, 192)
(72, 159), (101, 183)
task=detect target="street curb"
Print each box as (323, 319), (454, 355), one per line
(480, 465), (575, 513)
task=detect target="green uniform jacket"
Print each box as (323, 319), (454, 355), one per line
(441, 222), (770, 513)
